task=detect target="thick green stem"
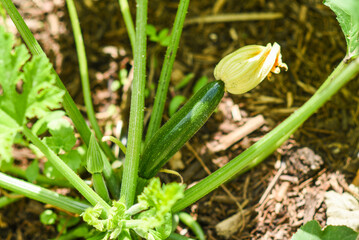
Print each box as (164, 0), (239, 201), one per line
(1, 0), (120, 198)
(144, 0), (190, 145)
(22, 127), (111, 215)
(1, 164), (72, 188)
(0, 172), (90, 214)
(120, 0), (148, 207)
(173, 58), (359, 212)
(65, 0), (115, 162)
(92, 173), (110, 203)
(118, 0), (136, 52)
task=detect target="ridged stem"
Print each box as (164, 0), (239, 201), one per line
(0, 164), (72, 188)
(118, 0), (136, 51)
(92, 173), (110, 203)
(0, 172), (90, 214)
(120, 0), (148, 207)
(65, 0), (114, 163)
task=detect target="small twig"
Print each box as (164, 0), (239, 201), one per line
(185, 12), (283, 25)
(211, 115), (265, 152)
(297, 168), (327, 190)
(0, 189), (23, 199)
(337, 178), (359, 201)
(258, 163), (286, 205)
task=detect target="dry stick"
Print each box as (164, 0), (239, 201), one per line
(211, 115), (265, 152)
(212, 0), (227, 14)
(337, 178), (359, 201)
(185, 12), (283, 25)
(258, 163), (286, 205)
(185, 142), (246, 232)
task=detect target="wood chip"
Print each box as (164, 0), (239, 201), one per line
(215, 210), (250, 239)
(209, 115), (265, 152)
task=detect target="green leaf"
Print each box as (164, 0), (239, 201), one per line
(0, 110), (19, 164)
(61, 150), (82, 172)
(160, 36), (171, 47)
(193, 76), (208, 94)
(0, 26), (64, 165)
(324, 0), (359, 58)
(86, 133), (105, 174)
(169, 95), (187, 117)
(155, 213), (172, 239)
(43, 118), (76, 154)
(158, 28), (170, 47)
(25, 159), (39, 182)
(32, 110), (66, 136)
(174, 73), (195, 90)
(146, 24), (159, 42)
(44, 160), (63, 180)
(110, 80), (121, 92)
(44, 149), (82, 180)
(81, 203), (107, 232)
(137, 178), (185, 229)
(292, 220), (358, 240)
(146, 24), (157, 37)
(40, 209), (57, 225)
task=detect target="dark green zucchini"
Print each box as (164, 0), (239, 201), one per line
(139, 80), (225, 179)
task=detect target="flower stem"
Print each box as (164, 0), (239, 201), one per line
(92, 173), (111, 204)
(65, 0), (113, 161)
(102, 136), (127, 154)
(22, 127), (111, 215)
(118, 0), (136, 52)
(120, 0), (148, 207)
(144, 0), (190, 145)
(173, 57), (359, 212)
(0, 172), (90, 214)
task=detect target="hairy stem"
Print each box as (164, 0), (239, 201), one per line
(118, 0), (136, 52)
(0, 172), (90, 214)
(120, 0), (148, 207)
(65, 0), (114, 163)
(92, 173), (111, 203)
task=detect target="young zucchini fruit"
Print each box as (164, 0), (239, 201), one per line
(139, 80), (225, 179)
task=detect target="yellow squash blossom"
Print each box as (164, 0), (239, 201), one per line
(214, 42), (288, 94)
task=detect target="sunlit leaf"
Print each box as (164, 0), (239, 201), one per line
(292, 220), (358, 240)
(324, 0), (359, 58)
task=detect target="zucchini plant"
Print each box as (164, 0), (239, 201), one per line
(0, 0), (358, 239)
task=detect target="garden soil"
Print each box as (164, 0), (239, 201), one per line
(1, 0), (359, 239)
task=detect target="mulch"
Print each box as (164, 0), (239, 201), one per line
(1, 0), (359, 239)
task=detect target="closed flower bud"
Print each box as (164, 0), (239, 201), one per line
(87, 133), (104, 174)
(214, 42), (288, 94)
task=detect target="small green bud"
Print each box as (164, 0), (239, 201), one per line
(86, 133), (105, 174)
